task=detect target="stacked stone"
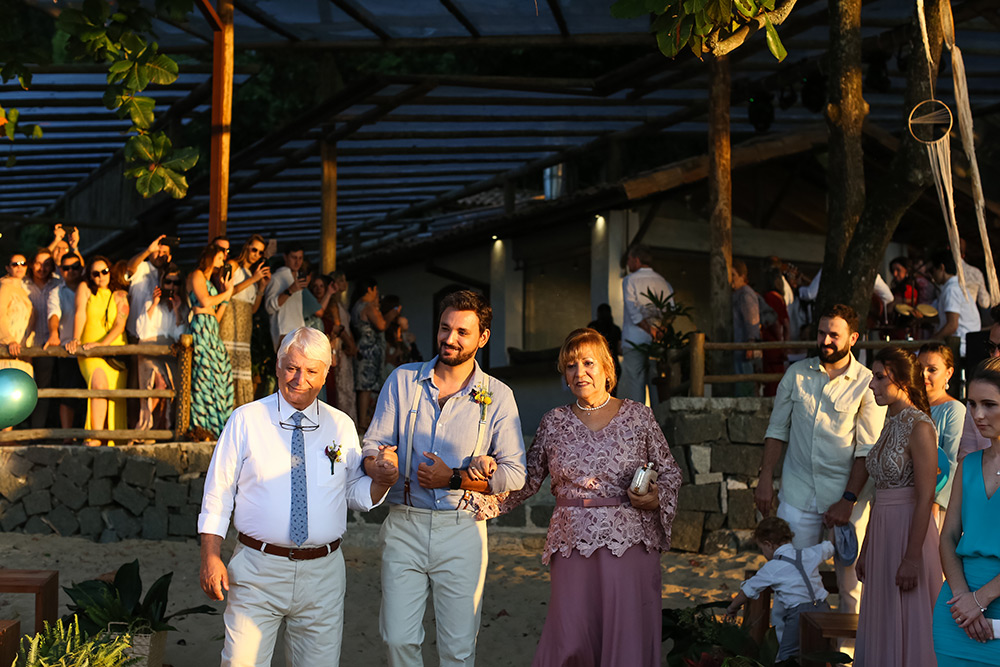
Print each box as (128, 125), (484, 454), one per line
(659, 397), (774, 554)
(0, 444), (215, 542)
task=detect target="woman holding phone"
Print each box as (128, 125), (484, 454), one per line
(219, 235), (270, 407)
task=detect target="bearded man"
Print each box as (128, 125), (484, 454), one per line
(754, 304), (887, 627)
(362, 289), (526, 667)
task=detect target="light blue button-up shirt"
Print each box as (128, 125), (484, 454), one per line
(362, 357), (526, 510)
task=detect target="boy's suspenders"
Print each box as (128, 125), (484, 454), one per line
(402, 361), (490, 506)
(775, 550), (821, 606)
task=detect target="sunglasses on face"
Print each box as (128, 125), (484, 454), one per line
(61, 264), (81, 271)
(9, 261), (25, 267)
(91, 267), (110, 278)
(248, 247), (263, 255)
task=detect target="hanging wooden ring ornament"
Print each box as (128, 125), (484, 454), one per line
(908, 99), (953, 144)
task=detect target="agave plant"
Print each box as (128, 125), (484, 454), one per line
(63, 559), (217, 637)
(13, 615), (136, 667)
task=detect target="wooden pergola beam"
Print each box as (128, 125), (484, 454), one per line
(327, 0), (390, 41)
(208, 0), (235, 241)
(439, 0), (480, 38)
(546, 0), (570, 38)
(234, 0), (301, 41)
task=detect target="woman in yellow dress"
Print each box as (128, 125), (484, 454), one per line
(66, 256), (128, 446)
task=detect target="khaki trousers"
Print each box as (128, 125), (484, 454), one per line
(221, 543), (346, 667)
(379, 505), (488, 667)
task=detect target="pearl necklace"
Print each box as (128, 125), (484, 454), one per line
(576, 394), (611, 412)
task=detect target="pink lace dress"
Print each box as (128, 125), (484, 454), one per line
(855, 405), (942, 667)
(497, 399), (682, 667)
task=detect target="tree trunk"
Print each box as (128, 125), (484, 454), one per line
(818, 0), (944, 324)
(708, 55), (733, 382)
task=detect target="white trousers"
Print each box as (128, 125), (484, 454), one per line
(379, 505), (488, 667)
(620, 346), (652, 405)
(221, 544), (346, 667)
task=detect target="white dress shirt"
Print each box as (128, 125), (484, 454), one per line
(741, 541), (833, 608)
(264, 266), (304, 347)
(46, 282), (78, 344)
(764, 354), (887, 513)
(622, 267), (674, 346)
(962, 260), (991, 309)
(198, 392), (383, 547)
(936, 275), (982, 355)
(127, 260), (159, 337)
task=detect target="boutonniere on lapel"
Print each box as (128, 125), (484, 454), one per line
(470, 383), (493, 421)
(324, 442), (343, 475)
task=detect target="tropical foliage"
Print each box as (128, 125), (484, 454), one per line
(610, 0), (792, 62)
(13, 615), (136, 667)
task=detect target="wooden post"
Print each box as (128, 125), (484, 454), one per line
(708, 55), (733, 391)
(176, 334), (193, 438)
(321, 139), (337, 274)
(208, 0), (235, 241)
(690, 332), (706, 397)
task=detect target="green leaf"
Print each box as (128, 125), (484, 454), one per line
(120, 31), (147, 56)
(56, 9), (95, 38)
(135, 166), (166, 198)
(114, 560), (143, 614)
(127, 96), (156, 128)
(733, 0), (757, 18)
(162, 146), (199, 172)
(108, 59), (132, 75)
(689, 32), (706, 59)
(657, 14), (693, 58)
(144, 54), (179, 85)
(704, 0), (732, 24)
(693, 10), (714, 36)
(764, 14), (787, 62)
(125, 134), (156, 162)
(83, 0), (111, 24)
(159, 166), (190, 199)
(139, 572), (173, 625)
(651, 11), (682, 33)
(17, 72), (31, 90)
(125, 62), (151, 91)
(760, 0), (775, 9)
(5, 108), (19, 140)
(30, 124), (43, 139)
(112, 12), (128, 22)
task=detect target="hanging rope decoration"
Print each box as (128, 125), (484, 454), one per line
(910, 0), (967, 301)
(941, 1), (999, 306)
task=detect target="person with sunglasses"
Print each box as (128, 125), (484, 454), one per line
(25, 248), (60, 427)
(125, 234), (174, 343)
(135, 264), (187, 438)
(0, 254), (36, 395)
(219, 235), (270, 409)
(66, 256), (129, 446)
(45, 254), (86, 436)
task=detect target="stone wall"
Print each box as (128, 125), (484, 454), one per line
(0, 397), (774, 553)
(658, 396), (774, 553)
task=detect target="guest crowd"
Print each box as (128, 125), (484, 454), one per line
(0, 225), (421, 445)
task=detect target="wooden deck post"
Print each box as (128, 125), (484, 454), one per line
(708, 55), (733, 390)
(690, 332), (706, 397)
(208, 0), (235, 241)
(176, 334), (194, 438)
(321, 139), (337, 274)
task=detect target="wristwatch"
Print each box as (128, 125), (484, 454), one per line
(449, 468), (462, 491)
(842, 491), (858, 503)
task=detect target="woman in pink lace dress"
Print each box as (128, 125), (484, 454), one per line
(494, 328), (682, 666)
(855, 347), (942, 666)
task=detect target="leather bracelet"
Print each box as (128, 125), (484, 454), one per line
(974, 590), (988, 614)
(842, 491), (858, 503)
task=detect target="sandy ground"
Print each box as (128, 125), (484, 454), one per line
(0, 530), (765, 666)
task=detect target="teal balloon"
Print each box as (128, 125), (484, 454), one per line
(0, 368), (38, 429)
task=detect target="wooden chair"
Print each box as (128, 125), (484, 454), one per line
(0, 619), (21, 667)
(0, 570), (59, 634)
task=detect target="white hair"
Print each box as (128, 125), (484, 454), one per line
(276, 327), (331, 369)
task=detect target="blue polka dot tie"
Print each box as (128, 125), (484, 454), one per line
(289, 411), (309, 547)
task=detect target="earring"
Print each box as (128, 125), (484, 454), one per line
(946, 382), (950, 390)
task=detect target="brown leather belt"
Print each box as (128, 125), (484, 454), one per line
(555, 495), (630, 508)
(238, 533), (341, 561)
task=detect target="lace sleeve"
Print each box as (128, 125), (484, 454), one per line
(646, 408), (682, 548)
(495, 415), (550, 516)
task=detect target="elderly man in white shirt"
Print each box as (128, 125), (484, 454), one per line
(620, 244), (674, 405)
(199, 326), (399, 667)
(755, 304), (887, 629)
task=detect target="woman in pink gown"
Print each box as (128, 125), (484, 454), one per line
(855, 346), (942, 666)
(492, 328), (682, 666)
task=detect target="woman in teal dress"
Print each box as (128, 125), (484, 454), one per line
(187, 243), (235, 438)
(933, 357), (1000, 665)
(919, 342), (967, 527)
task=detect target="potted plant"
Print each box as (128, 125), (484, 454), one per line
(627, 288), (694, 397)
(13, 615), (136, 667)
(63, 560), (218, 667)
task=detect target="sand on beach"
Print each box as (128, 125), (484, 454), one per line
(0, 530), (764, 666)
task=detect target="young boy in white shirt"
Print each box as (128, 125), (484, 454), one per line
(726, 517), (833, 661)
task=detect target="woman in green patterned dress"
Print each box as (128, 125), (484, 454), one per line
(187, 243), (235, 437)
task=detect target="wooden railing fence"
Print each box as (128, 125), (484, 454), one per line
(0, 334), (194, 443)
